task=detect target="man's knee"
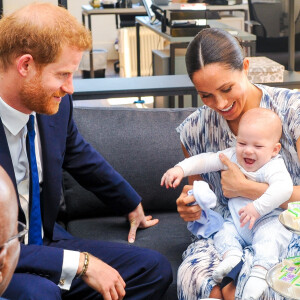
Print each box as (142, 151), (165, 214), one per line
(156, 251), (173, 287)
(137, 248), (173, 285)
(125, 248), (172, 299)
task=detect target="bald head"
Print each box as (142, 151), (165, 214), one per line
(0, 2), (92, 70)
(0, 166), (18, 226)
(0, 166), (19, 296)
(239, 108), (282, 144)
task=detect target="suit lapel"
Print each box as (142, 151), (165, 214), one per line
(36, 113), (62, 237)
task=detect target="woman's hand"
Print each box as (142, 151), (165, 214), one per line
(176, 185), (202, 222)
(219, 153), (247, 198)
(219, 153), (268, 200)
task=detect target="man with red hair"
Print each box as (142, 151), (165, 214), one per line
(0, 3), (172, 300)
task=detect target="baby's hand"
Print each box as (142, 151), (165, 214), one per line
(161, 166), (184, 189)
(238, 203), (260, 230)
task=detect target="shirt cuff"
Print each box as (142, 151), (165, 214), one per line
(58, 250), (80, 290)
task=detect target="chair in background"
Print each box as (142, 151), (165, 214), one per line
(247, 0), (300, 71)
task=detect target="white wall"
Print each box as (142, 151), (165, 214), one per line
(3, 0), (57, 14)
(3, 0), (119, 59)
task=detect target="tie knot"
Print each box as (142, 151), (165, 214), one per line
(27, 115), (35, 132)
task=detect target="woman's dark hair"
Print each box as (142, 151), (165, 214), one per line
(185, 28), (244, 80)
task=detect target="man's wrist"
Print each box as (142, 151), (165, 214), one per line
(76, 252), (90, 278)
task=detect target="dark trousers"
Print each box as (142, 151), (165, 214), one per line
(3, 238), (172, 300)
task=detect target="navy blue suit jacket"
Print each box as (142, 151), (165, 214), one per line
(0, 95), (141, 285)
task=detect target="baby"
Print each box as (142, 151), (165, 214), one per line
(161, 108), (293, 300)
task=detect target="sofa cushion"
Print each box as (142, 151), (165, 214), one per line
(63, 107), (195, 220)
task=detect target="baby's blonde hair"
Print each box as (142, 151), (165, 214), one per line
(239, 108), (282, 143)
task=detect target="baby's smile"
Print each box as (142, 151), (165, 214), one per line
(244, 158), (255, 165)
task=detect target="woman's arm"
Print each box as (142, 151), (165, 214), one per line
(181, 146), (267, 201)
(176, 144), (202, 222)
(220, 137), (300, 209)
(176, 185), (202, 222)
(286, 186), (300, 204)
(219, 154), (268, 200)
(281, 137), (300, 209)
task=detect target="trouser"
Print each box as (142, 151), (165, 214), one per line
(3, 237), (172, 300)
(214, 214), (292, 269)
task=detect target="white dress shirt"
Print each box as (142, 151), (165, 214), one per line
(0, 97), (80, 290)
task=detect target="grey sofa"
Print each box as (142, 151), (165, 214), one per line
(60, 106), (197, 299)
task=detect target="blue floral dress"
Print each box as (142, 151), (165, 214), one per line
(176, 84), (300, 299)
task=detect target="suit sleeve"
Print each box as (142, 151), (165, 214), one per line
(62, 95), (141, 215)
(16, 243), (63, 285)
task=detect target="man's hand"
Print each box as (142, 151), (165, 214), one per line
(161, 166), (184, 188)
(80, 253), (126, 300)
(176, 185), (201, 222)
(239, 202), (260, 230)
(127, 203), (159, 243)
(219, 153), (247, 198)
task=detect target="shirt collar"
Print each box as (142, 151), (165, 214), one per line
(0, 97), (35, 136)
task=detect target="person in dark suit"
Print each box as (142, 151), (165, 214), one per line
(0, 2), (172, 300)
(0, 166), (25, 298)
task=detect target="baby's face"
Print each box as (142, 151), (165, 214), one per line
(236, 122), (279, 172)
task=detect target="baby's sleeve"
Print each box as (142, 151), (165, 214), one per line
(253, 158), (293, 216)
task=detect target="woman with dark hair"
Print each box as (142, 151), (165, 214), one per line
(176, 28), (300, 299)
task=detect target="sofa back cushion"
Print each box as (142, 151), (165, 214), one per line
(63, 106), (195, 220)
